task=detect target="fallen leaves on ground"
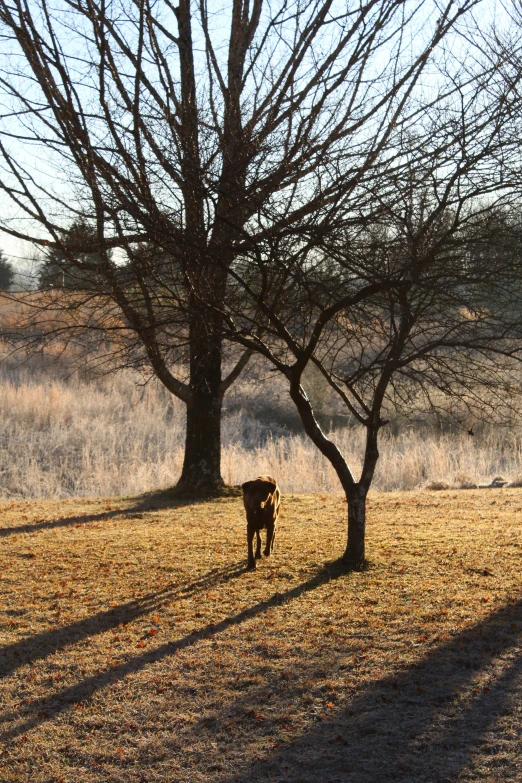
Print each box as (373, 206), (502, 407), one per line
(0, 489), (521, 782)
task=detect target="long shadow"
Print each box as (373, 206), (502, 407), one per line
(0, 487), (218, 538)
(225, 598), (522, 783)
(0, 562), (245, 679)
(4, 565), (522, 783)
(0, 561), (344, 741)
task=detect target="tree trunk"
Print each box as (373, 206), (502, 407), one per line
(177, 305), (225, 493)
(343, 483), (367, 568)
(178, 390), (224, 492)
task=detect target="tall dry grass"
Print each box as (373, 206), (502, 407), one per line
(0, 371), (186, 498)
(221, 422), (522, 492)
(1, 367), (521, 498)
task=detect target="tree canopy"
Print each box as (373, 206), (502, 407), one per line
(38, 219), (112, 290)
(0, 0), (485, 492)
(1, 0), (522, 563)
(0, 251), (14, 290)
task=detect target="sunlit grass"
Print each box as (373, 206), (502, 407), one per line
(1, 489), (521, 781)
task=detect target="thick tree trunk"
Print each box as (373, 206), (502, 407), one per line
(343, 483), (367, 568)
(178, 391), (224, 491)
(177, 305), (225, 493)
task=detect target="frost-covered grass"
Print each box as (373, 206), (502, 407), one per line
(0, 364), (521, 498)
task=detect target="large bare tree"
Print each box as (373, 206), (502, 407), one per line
(0, 0), (481, 491)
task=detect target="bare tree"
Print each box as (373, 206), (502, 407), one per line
(0, 0), (481, 492)
(219, 94), (522, 566)
(476, 1), (522, 189)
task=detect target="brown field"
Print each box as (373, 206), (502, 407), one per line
(1, 489), (522, 782)
(3, 291), (522, 500)
(0, 363), (521, 499)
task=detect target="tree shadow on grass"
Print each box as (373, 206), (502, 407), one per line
(225, 599), (522, 783)
(0, 560), (345, 741)
(2, 564), (521, 783)
(0, 562), (246, 679)
(0, 485), (233, 538)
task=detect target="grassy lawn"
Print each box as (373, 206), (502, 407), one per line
(1, 488), (522, 782)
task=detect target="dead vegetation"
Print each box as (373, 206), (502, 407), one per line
(3, 359), (522, 498)
(1, 490), (522, 782)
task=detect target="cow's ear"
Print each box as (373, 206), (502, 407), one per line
(242, 481), (253, 493)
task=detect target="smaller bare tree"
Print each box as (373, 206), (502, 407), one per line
(220, 125), (522, 566)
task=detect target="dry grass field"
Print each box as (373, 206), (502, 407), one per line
(1, 362), (522, 499)
(1, 489), (522, 782)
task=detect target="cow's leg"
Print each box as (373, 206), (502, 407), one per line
(255, 530), (262, 559)
(264, 522), (275, 556)
(247, 523), (256, 570)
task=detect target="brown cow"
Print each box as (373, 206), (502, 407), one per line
(242, 476), (281, 570)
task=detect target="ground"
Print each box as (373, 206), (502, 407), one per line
(1, 488), (521, 782)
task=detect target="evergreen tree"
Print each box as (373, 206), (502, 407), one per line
(0, 251), (14, 290)
(38, 219), (109, 290)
